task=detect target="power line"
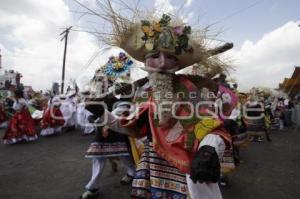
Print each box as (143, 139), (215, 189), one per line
(70, 28), (113, 36)
(69, 10), (95, 15)
(213, 0), (266, 25)
(71, 0), (102, 18)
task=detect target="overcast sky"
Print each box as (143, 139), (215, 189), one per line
(0, 0), (300, 92)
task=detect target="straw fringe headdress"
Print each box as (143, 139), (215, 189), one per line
(77, 0), (233, 70)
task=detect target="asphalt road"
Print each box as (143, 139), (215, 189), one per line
(0, 127), (299, 199)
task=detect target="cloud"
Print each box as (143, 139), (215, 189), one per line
(226, 21), (300, 92)
(154, 0), (193, 14)
(0, 0), (99, 91)
(153, 0), (194, 24)
(154, 0), (176, 16)
(184, 0), (193, 7)
(4, 0), (297, 95)
(0, 0), (152, 93)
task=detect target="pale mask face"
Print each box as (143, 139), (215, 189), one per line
(145, 51), (179, 72)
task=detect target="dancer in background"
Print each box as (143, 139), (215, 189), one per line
(40, 96), (65, 136)
(80, 103), (136, 199)
(80, 52), (137, 199)
(3, 89), (38, 144)
(59, 95), (77, 131)
(0, 100), (8, 128)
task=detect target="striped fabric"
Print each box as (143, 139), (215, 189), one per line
(245, 118), (266, 131)
(85, 142), (130, 158)
(220, 147), (235, 174)
(131, 141), (188, 199)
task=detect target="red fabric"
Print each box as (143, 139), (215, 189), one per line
(120, 76), (232, 174)
(150, 107), (232, 174)
(119, 102), (151, 138)
(41, 107), (65, 128)
(148, 102), (197, 174)
(119, 99), (197, 173)
(0, 106), (7, 123)
(177, 75), (201, 106)
(3, 108), (37, 141)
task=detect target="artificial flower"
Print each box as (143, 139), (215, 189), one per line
(173, 26), (184, 36)
(147, 29), (155, 37)
(103, 53), (133, 79)
(114, 62), (123, 70)
(152, 21), (162, 32)
(142, 26), (151, 34)
(145, 40), (154, 51)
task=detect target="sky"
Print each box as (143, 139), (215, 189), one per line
(0, 0), (300, 92)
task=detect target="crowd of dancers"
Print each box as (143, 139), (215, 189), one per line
(1, 4), (299, 199)
(0, 89), (99, 144)
(0, 52), (293, 199)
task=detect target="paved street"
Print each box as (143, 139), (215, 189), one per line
(0, 127), (299, 199)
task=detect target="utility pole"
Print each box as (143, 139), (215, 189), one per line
(0, 49), (2, 69)
(60, 26), (72, 94)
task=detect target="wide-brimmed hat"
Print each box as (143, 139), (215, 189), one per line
(115, 14), (231, 70)
(118, 14), (212, 68)
(77, 1), (233, 71)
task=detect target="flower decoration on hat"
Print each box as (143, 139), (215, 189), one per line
(89, 1), (234, 69)
(103, 52), (133, 80)
(140, 14), (193, 55)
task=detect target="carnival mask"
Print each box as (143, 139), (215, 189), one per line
(145, 51), (179, 73)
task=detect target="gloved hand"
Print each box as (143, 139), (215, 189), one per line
(223, 119), (239, 136)
(190, 145), (220, 183)
(85, 101), (105, 118)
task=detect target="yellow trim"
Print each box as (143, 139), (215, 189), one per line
(129, 137), (144, 166)
(194, 119), (222, 141)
